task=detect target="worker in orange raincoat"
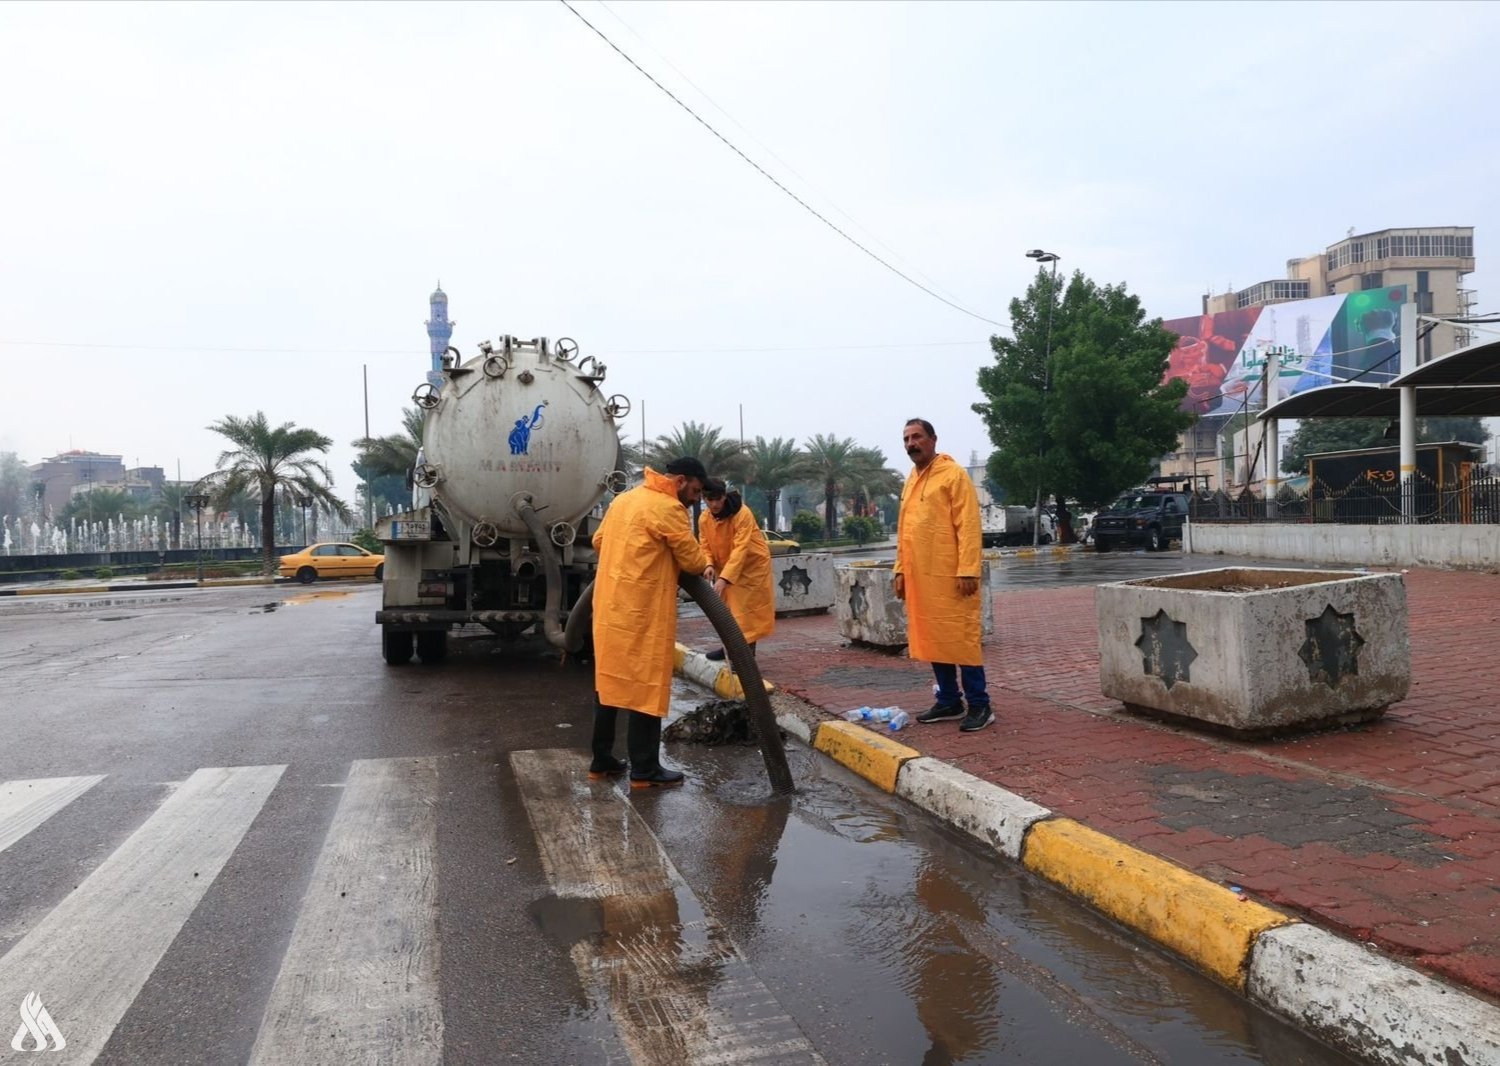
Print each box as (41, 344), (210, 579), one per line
(892, 418), (993, 733)
(697, 478), (775, 661)
(590, 457), (710, 788)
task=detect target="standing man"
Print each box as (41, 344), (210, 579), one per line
(892, 419), (993, 732)
(698, 478), (775, 661)
(590, 456), (711, 788)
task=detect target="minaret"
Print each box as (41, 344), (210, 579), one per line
(425, 283), (454, 388)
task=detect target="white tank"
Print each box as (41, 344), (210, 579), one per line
(414, 337), (627, 538)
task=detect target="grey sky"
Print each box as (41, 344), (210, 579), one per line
(2, 0), (1496, 498)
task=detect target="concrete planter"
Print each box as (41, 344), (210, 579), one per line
(772, 553), (835, 616)
(834, 561), (993, 648)
(1097, 567), (1410, 735)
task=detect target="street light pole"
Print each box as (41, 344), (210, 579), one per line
(1025, 249), (1061, 548)
(185, 493), (209, 585)
(297, 494), (311, 547)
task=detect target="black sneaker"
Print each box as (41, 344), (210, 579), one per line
(630, 767), (686, 789)
(704, 648), (726, 661)
(915, 702), (965, 724)
(587, 755), (628, 781)
(958, 706), (995, 732)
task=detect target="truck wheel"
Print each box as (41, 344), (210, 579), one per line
(1147, 526), (1163, 552)
(416, 630), (447, 663)
(297, 566), (317, 584)
(382, 627), (413, 665)
(1095, 537), (1112, 553)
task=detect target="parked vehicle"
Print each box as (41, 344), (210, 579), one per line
(1091, 491), (1189, 552)
(278, 542), (385, 583)
(980, 504), (1054, 548)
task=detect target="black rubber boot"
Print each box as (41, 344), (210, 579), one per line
(589, 703), (628, 779)
(627, 712), (684, 788)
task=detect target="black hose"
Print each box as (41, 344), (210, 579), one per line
(563, 576), (794, 794)
(515, 496), (566, 649)
(677, 572), (794, 795)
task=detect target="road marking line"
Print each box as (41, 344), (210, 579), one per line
(0, 764), (285, 1064)
(0, 776), (105, 854)
(512, 749), (823, 1064)
(249, 757), (442, 1066)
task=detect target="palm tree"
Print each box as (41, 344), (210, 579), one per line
(648, 421), (749, 483)
(353, 406), (425, 479)
(846, 446), (903, 522)
(802, 434), (867, 538)
(743, 437), (809, 530)
(59, 487), (141, 528)
(204, 412), (351, 574)
(152, 482), (197, 549)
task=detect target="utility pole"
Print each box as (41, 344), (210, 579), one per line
(363, 364), (372, 529)
(1025, 250), (1061, 547)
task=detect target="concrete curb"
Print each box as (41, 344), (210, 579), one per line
(0, 576), (295, 597)
(670, 658), (1500, 1065)
(673, 643), (775, 701)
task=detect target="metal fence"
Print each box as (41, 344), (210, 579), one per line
(1188, 471), (1500, 526)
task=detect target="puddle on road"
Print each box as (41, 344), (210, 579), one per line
(281, 590), (356, 606)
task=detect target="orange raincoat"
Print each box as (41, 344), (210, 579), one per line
(698, 501), (775, 644)
(591, 468), (709, 717)
(893, 453), (983, 666)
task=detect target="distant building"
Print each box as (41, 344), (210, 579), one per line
(29, 451), (125, 516)
(425, 283), (454, 389)
(1204, 226), (1476, 362)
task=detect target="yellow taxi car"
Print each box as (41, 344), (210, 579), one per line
(278, 542), (385, 584)
(764, 529), (800, 557)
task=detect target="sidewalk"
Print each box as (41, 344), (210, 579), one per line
(676, 565), (1500, 1007)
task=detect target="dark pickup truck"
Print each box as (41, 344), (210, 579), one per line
(1092, 491), (1189, 553)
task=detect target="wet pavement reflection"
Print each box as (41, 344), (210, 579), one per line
(627, 682), (1357, 1064)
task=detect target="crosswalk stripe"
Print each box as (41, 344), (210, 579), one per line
(248, 757), (442, 1066)
(0, 764), (285, 1063)
(511, 749), (824, 1065)
(0, 776), (105, 855)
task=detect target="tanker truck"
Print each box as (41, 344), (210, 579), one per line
(374, 335), (631, 664)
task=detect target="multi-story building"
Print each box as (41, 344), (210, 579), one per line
(1204, 226), (1476, 360)
(29, 451), (125, 516)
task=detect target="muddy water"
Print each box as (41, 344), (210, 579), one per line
(615, 686), (1356, 1065)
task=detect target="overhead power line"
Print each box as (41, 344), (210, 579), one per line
(558, 0), (1004, 329)
(1, 338), (984, 356)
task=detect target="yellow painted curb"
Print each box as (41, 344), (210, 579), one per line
(204, 577), (277, 587)
(713, 669), (775, 700)
(812, 720), (921, 793)
(18, 585), (110, 596)
(1022, 818), (1294, 988)
(674, 643), (688, 670)
(1013, 549), (1038, 559)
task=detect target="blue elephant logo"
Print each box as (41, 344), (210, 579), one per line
(509, 402), (548, 455)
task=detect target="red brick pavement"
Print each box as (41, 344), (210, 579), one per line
(678, 567), (1500, 1001)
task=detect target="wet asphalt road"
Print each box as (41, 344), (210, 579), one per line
(0, 569), (1357, 1064)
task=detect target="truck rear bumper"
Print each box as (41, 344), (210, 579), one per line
(377, 609), (547, 627)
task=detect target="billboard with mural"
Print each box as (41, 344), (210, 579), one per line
(1164, 287), (1407, 416)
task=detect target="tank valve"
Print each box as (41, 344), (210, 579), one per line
(603, 470), (628, 493)
(555, 337), (579, 362)
(549, 521), (577, 547)
(413, 383), (441, 409)
(413, 463), (442, 489)
(471, 521), (499, 548)
(604, 394), (631, 419)
(482, 355), (509, 379)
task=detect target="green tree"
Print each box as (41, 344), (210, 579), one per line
(203, 412), (351, 574)
(842, 515), (880, 545)
(1280, 416), (1489, 475)
(802, 434), (870, 537)
(59, 487), (142, 527)
(846, 446), (902, 520)
(151, 482), (200, 549)
(742, 436), (809, 529)
(0, 452), (28, 520)
(790, 510), (825, 543)
(353, 406), (425, 479)
(974, 269), (1193, 511)
(647, 421), (749, 482)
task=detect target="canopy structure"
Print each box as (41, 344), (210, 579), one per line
(1260, 382), (1500, 420)
(1388, 334), (1500, 388)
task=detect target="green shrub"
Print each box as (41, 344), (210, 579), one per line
(790, 511), (824, 543)
(93, 567), (114, 581)
(842, 515), (881, 545)
(60, 568), (81, 580)
(352, 528), (382, 553)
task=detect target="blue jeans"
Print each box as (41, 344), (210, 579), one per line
(932, 663), (989, 710)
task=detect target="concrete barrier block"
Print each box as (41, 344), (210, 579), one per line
(1098, 567), (1409, 734)
(772, 552), (834, 615)
(834, 561), (992, 646)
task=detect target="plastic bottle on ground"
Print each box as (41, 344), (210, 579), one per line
(886, 709), (910, 731)
(843, 706), (874, 722)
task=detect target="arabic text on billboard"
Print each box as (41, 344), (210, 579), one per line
(1164, 287), (1407, 416)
